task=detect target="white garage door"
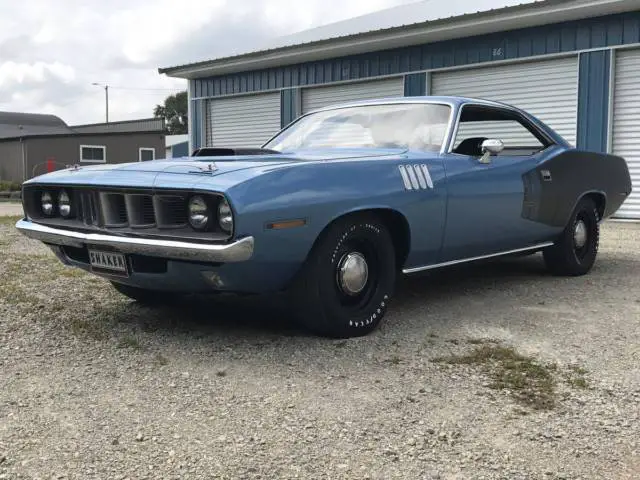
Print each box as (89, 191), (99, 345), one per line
(432, 56), (579, 146)
(302, 78), (404, 113)
(611, 49), (640, 220)
(206, 92), (281, 147)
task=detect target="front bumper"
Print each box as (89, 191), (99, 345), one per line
(15, 219), (254, 263)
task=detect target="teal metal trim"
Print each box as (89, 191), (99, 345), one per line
(281, 88), (300, 128)
(577, 50), (611, 153)
(191, 98), (203, 150)
(404, 72), (426, 96)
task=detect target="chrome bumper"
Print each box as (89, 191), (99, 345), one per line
(15, 219), (254, 263)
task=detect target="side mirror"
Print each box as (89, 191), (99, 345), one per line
(481, 139), (505, 155)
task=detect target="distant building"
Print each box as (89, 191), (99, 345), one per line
(160, 0), (640, 219)
(165, 134), (189, 158)
(0, 112), (165, 184)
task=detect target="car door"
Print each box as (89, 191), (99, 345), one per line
(440, 104), (557, 262)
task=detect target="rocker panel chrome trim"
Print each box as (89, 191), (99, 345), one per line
(402, 242), (554, 274)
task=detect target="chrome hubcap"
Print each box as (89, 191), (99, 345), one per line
(337, 252), (368, 296)
(574, 220), (587, 249)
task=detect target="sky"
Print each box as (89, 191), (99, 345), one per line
(0, 0), (418, 125)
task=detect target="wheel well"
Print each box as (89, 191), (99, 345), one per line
(323, 209), (411, 269)
(583, 192), (606, 220)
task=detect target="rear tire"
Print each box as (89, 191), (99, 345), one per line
(291, 214), (397, 338)
(110, 282), (182, 305)
(543, 197), (600, 276)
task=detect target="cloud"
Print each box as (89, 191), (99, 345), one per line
(0, 0), (414, 125)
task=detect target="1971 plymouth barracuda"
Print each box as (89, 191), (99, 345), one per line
(16, 96), (632, 338)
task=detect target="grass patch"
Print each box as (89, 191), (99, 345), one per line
(153, 353), (169, 366)
(434, 344), (557, 410)
(117, 334), (142, 350)
(384, 355), (403, 366)
(68, 317), (107, 340)
(0, 181), (22, 192)
(565, 365), (590, 389)
(467, 338), (501, 345)
(0, 215), (22, 226)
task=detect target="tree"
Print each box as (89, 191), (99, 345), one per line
(154, 91), (188, 135)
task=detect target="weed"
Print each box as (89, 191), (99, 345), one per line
(68, 317), (107, 340)
(565, 365), (590, 389)
(117, 334), (141, 350)
(385, 355), (402, 365)
(0, 216), (22, 226)
(153, 353), (169, 366)
(433, 344), (557, 410)
(466, 338), (501, 345)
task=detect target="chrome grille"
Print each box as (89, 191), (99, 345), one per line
(79, 191), (99, 226)
(77, 190), (189, 229)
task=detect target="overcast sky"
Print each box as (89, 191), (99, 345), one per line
(0, 0), (422, 125)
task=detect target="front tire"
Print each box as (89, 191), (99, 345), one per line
(291, 214), (397, 338)
(543, 197), (600, 276)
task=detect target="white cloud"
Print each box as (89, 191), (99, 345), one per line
(0, 0), (418, 125)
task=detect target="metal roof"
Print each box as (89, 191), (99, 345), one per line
(159, 0), (548, 77)
(70, 118), (165, 134)
(262, 0), (543, 50)
(0, 112), (165, 142)
(159, 0), (638, 79)
(0, 111), (74, 140)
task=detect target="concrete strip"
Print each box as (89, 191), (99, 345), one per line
(0, 202), (23, 217)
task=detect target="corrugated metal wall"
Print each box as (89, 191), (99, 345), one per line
(612, 48), (640, 219)
(432, 56), (579, 146)
(205, 93), (281, 147)
(302, 78), (404, 113)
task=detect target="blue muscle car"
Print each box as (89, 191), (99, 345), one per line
(16, 97), (633, 338)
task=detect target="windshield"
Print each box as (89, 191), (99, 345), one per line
(264, 103), (452, 153)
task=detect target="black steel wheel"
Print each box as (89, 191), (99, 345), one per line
(543, 197), (600, 276)
(291, 213), (396, 338)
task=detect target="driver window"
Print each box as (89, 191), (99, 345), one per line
(452, 105), (546, 157)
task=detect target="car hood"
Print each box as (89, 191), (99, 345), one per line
(25, 148), (407, 188)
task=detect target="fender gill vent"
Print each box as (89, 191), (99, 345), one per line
(398, 164), (433, 191)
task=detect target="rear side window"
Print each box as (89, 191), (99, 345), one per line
(452, 105), (551, 156)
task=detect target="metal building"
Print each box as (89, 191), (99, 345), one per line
(159, 0), (640, 219)
(0, 113), (165, 184)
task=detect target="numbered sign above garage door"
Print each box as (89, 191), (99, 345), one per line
(432, 56), (579, 146)
(611, 49), (640, 220)
(302, 77), (404, 114)
(206, 92), (281, 148)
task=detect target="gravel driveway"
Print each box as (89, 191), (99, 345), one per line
(1, 217), (639, 480)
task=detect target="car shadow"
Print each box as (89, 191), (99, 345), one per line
(104, 253), (552, 342)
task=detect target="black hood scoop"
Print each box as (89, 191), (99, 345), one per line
(192, 147), (280, 157)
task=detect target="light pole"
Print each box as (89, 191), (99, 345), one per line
(92, 82), (109, 123)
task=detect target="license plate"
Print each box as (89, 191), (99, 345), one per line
(89, 250), (128, 276)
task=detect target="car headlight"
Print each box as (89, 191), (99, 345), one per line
(41, 191), (54, 216)
(188, 195), (209, 230)
(218, 198), (233, 233)
(58, 190), (72, 218)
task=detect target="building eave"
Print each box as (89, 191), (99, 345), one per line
(159, 0), (638, 79)
(0, 130), (165, 143)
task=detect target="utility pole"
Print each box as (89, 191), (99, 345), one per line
(92, 83), (109, 123)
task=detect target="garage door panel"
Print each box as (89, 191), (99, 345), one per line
(302, 78), (404, 113)
(432, 56), (578, 146)
(612, 49), (640, 219)
(206, 93), (281, 148)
